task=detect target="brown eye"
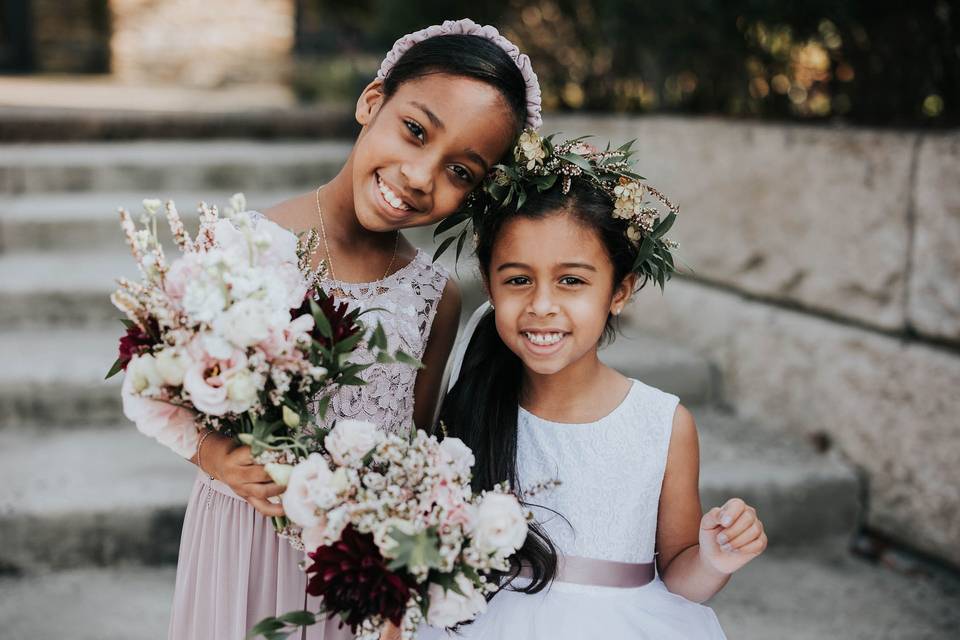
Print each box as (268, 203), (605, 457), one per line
(559, 276), (585, 286)
(404, 120), (425, 143)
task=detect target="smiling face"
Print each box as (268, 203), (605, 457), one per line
(350, 74), (518, 232)
(488, 211), (634, 377)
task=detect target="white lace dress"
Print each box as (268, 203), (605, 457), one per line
(168, 224), (450, 640)
(419, 379), (727, 640)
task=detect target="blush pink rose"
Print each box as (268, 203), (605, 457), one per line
(122, 373), (198, 458)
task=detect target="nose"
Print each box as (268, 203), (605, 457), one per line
(399, 154), (435, 195)
(527, 282), (558, 317)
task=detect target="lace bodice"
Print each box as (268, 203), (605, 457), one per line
(314, 251), (449, 435)
(516, 380), (679, 564)
(248, 212), (449, 436)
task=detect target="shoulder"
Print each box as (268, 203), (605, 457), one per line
(261, 192), (317, 234)
(665, 403), (700, 470)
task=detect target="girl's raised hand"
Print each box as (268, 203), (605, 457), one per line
(699, 497), (767, 575)
(201, 433), (286, 518)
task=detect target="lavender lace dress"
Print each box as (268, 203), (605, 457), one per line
(167, 227), (450, 640)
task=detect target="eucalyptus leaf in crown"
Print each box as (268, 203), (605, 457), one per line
(434, 129), (682, 290)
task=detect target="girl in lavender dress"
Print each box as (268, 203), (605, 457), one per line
(425, 137), (767, 638)
(166, 20), (542, 640)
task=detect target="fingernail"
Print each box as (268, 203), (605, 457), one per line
(721, 543), (733, 552)
(721, 515), (733, 527)
(717, 533), (728, 545)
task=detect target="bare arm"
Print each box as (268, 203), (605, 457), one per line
(412, 278), (462, 430)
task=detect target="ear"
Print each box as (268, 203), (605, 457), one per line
(356, 79), (386, 126)
(610, 273), (638, 316)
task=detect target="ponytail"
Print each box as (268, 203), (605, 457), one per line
(439, 310), (558, 594)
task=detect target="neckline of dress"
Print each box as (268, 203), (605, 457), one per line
(322, 248), (427, 290)
(519, 379), (639, 428)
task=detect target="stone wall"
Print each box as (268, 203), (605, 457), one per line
(540, 115), (960, 566)
(108, 0), (295, 86)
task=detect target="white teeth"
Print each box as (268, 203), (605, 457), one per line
(524, 332), (564, 346)
(377, 176), (411, 211)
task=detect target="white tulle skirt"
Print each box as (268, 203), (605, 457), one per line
(417, 576), (727, 640)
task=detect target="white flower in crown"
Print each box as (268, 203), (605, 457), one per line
(613, 177), (644, 220)
(516, 130), (546, 170)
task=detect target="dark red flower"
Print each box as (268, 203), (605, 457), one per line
(293, 288), (361, 349)
(305, 525), (415, 631)
(117, 321), (158, 370)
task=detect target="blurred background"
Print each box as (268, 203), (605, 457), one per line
(0, 1), (958, 638)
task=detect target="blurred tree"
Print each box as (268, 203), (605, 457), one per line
(296, 0), (960, 125)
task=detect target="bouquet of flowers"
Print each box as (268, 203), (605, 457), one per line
(249, 419), (529, 640)
(107, 194), (415, 533)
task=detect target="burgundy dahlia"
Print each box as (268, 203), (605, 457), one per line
(117, 321), (158, 370)
(293, 288), (361, 348)
(305, 525), (415, 630)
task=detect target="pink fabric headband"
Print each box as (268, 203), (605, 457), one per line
(376, 18), (542, 130)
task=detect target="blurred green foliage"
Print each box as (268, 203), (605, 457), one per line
(295, 0), (959, 126)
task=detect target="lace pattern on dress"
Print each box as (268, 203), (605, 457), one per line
(313, 252), (449, 435)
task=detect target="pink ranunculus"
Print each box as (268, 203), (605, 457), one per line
(122, 373), (198, 458)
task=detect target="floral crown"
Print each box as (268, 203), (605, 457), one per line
(434, 130), (681, 290)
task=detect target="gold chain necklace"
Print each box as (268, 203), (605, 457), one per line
(315, 186), (399, 283)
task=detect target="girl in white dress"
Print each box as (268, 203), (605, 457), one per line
(425, 138), (767, 638)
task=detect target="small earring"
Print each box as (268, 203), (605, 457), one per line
(613, 307), (621, 316)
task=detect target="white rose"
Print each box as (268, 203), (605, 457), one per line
(471, 493), (528, 554)
(425, 574), (487, 628)
(325, 419), (383, 466)
(438, 437), (475, 478)
(282, 453), (337, 527)
(126, 353), (163, 394)
(217, 298), (273, 348)
(154, 349), (188, 387)
(225, 369), (259, 412)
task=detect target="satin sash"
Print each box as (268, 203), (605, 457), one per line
(520, 555), (656, 588)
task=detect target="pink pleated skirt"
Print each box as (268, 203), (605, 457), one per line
(168, 470), (354, 640)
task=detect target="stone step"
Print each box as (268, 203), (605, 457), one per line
(0, 427), (194, 574)
(3, 543), (957, 640)
(0, 325), (717, 430)
(0, 328), (122, 429)
(0, 140), (351, 195)
(0, 190), (301, 252)
(0, 410), (858, 574)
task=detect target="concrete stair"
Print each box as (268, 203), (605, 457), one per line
(0, 140), (351, 195)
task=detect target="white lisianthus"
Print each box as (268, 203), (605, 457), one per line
(225, 369), (260, 412)
(282, 405), (300, 428)
(438, 437), (475, 479)
(283, 453), (335, 527)
(154, 348), (188, 386)
(182, 273), (227, 324)
(264, 462), (294, 487)
(471, 493), (528, 554)
(325, 419), (383, 466)
(425, 574), (487, 628)
(126, 353), (163, 394)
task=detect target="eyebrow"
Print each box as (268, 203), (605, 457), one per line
(464, 148), (490, 173)
(410, 101), (444, 131)
(496, 261), (597, 272)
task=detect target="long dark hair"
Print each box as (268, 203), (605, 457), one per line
(439, 180), (643, 594)
(381, 34), (529, 135)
